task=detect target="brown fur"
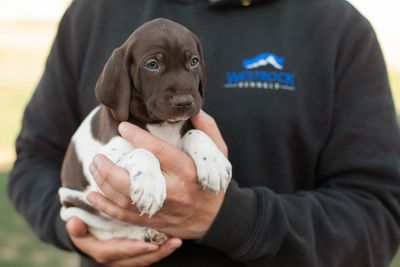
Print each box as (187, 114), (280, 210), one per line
(61, 19), (205, 216)
(61, 143), (88, 191)
(64, 198), (99, 215)
(91, 106), (119, 144)
(95, 18), (206, 126)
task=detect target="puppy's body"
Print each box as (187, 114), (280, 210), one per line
(59, 18), (232, 244)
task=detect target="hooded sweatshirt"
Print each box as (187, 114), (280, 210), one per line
(8, 0), (400, 266)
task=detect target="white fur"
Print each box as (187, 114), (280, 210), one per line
(60, 106), (167, 241)
(72, 106), (104, 193)
(118, 148), (167, 216)
(60, 206), (161, 240)
(147, 121), (185, 148)
(182, 129), (232, 192)
(59, 106), (232, 242)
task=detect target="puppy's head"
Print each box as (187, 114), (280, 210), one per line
(95, 18), (205, 123)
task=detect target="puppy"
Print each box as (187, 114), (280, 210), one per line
(58, 18), (232, 244)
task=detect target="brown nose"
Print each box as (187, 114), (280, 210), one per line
(171, 94), (194, 107)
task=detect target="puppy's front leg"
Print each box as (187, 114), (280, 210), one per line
(118, 148), (167, 217)
(182, 130), (232, 192)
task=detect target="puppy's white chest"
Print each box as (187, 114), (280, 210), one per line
(146, 122), (184, 148)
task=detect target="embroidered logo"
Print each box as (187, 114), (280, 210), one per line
(224, 52), (296, 91)
(242, 53), (285, 70)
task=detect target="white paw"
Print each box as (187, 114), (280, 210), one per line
(192, 148), (232, 192)
(130, 166), (166, 216)
(119, 149), (167, 217)
(183, 130), (232, 192)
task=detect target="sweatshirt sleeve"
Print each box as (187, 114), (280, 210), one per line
(199, 5), (400, 267)
(7, 1), (86, 251)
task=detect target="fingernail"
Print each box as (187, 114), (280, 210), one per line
(118, 122), (129, 135)
(87, 193), (96, 205)
(93, 154), (102, 167)
(66, 224), (78, 237)
(65, 220), (74, 233)
(89, 163), (97, 176)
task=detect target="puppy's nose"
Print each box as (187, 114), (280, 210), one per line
(171, 94), (194, 107)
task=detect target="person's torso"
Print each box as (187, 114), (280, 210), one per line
(73, 0), (345, 265)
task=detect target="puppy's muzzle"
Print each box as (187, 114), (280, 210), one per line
(171, 94), (194, 108)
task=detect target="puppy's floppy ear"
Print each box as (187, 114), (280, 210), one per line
(95, 46), (132, 122)
(193, 34), (206, 98)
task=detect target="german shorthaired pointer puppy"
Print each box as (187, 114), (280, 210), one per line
(58, 18), (232, 244)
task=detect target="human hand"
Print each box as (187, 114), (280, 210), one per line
(66, 217), (182, 266)
(87, 110), (229, 240)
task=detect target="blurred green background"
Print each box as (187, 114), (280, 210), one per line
(0, 1), (399, 266)
(0, 18), (79, 267)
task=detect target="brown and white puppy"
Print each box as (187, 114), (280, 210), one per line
(58, 18), (232, 244)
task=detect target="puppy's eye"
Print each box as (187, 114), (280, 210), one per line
(190, 56), (200, 67)
(145, 59), (159, 70)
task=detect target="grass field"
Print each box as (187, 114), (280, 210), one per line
(0, 20), (79, 267)
(0, 20), (399, 266)
(0, 171), (78, 267)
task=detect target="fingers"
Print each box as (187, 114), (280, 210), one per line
(90, 154), (132, 207)
(110, 238), (182, 267)
(66, 218), (160, 265)
(74, 236), (159, 265)
(66, 217), (88, 237)
(191, 110), (228, 156)
(87, 191), (146, 226)
(118, 122), (193, 175)
(88, 239), (159, 264)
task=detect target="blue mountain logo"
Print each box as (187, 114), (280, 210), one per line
(224, 51), (295, 91)
(242, 53), (285, 70)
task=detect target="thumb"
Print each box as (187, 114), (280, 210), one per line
(66, 217), (88, 237)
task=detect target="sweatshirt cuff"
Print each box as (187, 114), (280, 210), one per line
(197, 180), (259, 259)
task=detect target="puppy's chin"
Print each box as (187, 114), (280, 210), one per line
(167, 116), (190, 123)
(148, 105), (199, 123)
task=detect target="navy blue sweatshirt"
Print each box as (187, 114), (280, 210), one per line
(8, 0), (400, 266)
